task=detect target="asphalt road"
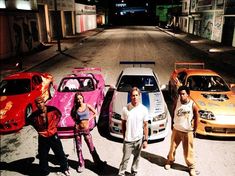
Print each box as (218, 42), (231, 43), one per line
(1, 26), (235, 176)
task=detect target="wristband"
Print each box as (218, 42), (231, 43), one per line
(143, 139), (148, 142)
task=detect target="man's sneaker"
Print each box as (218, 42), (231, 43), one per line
(164, 164), (171, 170)
(63, 169), (71, 176)
(131, 171), (138, 176)
(77, 165), (85, 173)
(189, 168), (196, 176)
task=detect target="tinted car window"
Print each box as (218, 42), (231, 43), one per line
(177, 71), (187, 85)
(117, 75), (159, 92)
(0, 79), (31, 95)
(186, 75), (230, 92)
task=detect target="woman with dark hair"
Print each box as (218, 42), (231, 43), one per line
(71, 92), (106, 173)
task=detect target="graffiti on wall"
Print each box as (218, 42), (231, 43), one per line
(213, 12), (223, 42)
(201, 12), (213, 39)
(23, 22), (33, 50)
(191, 0), (197, 12)
(13, 23), (22, 55)
(12, 14), (39, 54)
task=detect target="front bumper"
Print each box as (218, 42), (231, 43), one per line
(197, 118), (235, 137)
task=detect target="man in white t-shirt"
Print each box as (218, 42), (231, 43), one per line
(118, 87), (149, 176)
(165, 86), (199, 176)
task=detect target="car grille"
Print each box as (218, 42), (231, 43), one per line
(205, 127), (235, 134)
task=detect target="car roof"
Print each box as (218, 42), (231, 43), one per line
(179, 69), (220, 76)
(122, 67), (154, 76)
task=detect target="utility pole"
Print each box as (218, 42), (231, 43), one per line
(54, 0), (61, 52)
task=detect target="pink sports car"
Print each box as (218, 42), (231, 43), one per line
(47, 68), (105, 138)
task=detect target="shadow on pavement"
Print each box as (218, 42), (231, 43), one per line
(0, 157), (56, 176)
(61, 52), (79, 61)
(0, 154), (118, 176)
(82, 160), (119, 176)
(141, 151), (188, 173)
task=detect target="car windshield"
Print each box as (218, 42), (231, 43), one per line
(0, 79), (31, 95)
(186, 75), (230, 92)
(117, 75), (159, 92)
(59, 77), (95, 92)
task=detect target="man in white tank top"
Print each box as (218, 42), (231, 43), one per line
(165, 86), (199, 176)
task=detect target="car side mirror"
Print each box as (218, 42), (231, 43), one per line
(160, 84), (167, 91)
(105, 84), (116, 90)
(230, 84), (235, 92)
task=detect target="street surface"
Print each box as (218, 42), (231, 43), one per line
(1, 26), (235, 176)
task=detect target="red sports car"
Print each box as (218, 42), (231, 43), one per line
(0, 72), (54, 133)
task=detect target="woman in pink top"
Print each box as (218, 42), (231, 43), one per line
(71, 92), (106, 173)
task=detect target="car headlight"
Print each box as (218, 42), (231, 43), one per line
(153, 112), (166, 122)
(111, 112), (121, 120)
(199, 110), (216, 120)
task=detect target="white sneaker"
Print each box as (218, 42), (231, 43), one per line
(77, 165), (85, 173)
(64, 169), (71, 176)
(164, 164), (171, 170)
(189, 168), (196, 176)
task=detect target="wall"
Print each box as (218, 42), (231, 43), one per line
(0, 12), (40, 60)
(201, 12), (213, 40)
(212, 11), (223, 42)
(0, 15), (12, 59)
(233, 26), (235, 47)
(75, 3), (97, 33)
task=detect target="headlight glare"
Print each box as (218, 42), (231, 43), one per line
(153, 112), (166, 121)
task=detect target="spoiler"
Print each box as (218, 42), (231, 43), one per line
(174, 62), (205, 70)
(120, 61), (155, 67)
(72, 67), (101, 74)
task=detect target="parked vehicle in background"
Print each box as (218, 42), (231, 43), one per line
(169, 62), (235, 137)
(47, 68), (105, 138)
(0, 72), (54, 133)
(108, 61), (169, 141)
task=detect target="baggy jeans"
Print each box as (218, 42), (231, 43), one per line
(118, 138), (143, 175)
(166, 128), (195, 169)
(38, 134), (68, 175)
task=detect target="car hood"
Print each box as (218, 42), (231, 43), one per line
(191, 91), (235, 116)
(47, 91), (97, 127)
(0, 95), (27, 122)
(112, 91), (165, 119)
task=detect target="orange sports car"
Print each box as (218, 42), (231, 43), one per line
(168, 62), (235, 137)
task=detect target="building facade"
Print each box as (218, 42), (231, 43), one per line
(0, 0), (99, 60)
(179, 0), (235, 47)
